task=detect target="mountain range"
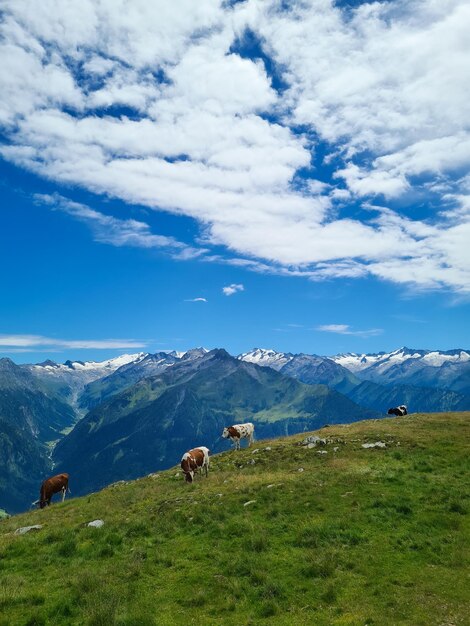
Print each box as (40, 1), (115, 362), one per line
(1, 345), (469, 512)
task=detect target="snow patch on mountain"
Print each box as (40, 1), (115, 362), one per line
(238, 348), (294, 370)
(33, 352), (147, 374)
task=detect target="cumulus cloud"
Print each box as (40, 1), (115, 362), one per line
(222, 283), (244, 296)
(0, 334), (146, 350)
(1, 0), (469, 292)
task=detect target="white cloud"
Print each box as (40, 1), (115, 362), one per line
(185, 297), (207, 302)
(0, 334), (146, 350)
(0, 0), (469, 293)
(222, 283), (244, 296)
(35, 193), (205, 259)
(316, 324), (383, 338)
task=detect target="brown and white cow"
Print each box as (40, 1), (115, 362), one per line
(222, 422), (255, 450)
(38, 473), (71, 508)
(180, 447), (210, 483)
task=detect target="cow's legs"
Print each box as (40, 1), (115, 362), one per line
(61, 486), (66, 502)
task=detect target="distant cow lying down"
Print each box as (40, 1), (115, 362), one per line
(181, 447), (210, 483)
(222, 422), (255, 450)
(388, 405), (408, 416)
(37, 473), (71, 508)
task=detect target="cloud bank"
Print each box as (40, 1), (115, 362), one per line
(0, 334), (146, 350)
(1, 0), (469, 292)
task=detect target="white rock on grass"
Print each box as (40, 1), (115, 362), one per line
(317, 450), (328, 455)
(87, 519), (105, 528)
(298, 468), (304, 473)
(264, 446), (272, 451)
(302, 435), (326, 446)
(14, 525), (43, 535)
(251, 449), (260, 454)
(243, 500), (256, 507)
(362, 442), (387, 449)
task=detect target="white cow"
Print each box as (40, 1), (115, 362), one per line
(222, 423), (255, 450)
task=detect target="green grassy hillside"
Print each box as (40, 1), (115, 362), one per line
(1, 412), (469, 625)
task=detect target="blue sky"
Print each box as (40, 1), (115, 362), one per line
(1, 0), (469, 363)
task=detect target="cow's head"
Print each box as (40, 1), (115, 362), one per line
(222, 427), (230, 438)
(39, 500), (47, 509)
(184, 471), (194, 483)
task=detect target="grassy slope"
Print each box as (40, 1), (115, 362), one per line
(1, 412), (469, 626)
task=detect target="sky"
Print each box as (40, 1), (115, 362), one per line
(1, 0), (469, 363)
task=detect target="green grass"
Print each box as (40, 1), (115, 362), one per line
(1, 412), (469, 625)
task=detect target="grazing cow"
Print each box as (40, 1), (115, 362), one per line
(222, 422), (255, 450)
(387, 405), (408, 417)
(181, 447), (210, 483)
(38, 473), (70, 509)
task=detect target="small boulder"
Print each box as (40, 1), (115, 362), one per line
(243, 500), (256, 507)
(264, 446), (272, 451)
(362, 441), (386, 449)
(317, 450), (328, 455)
(302, 435), (326, 446)
(298, 467), (304, 473)
(14, 525), (43, 535)
(87, 519), (104, 528)
(251, 448), (260, 454)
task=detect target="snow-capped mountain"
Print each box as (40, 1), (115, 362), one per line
(32, 352), (148, 376)
(331, 347), (470, 393)
(78, 347), (209, 409)
(238, 348), (294, 370)
(24, 353), (148, 408)
(240, 346), (470, 398)
(332, 347), (470, 374)
(239, 348), (360, 394)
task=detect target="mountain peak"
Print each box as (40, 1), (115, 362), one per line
(207, 348), (232, 360)
(181, 347), (208, 360)
(0, 357), (17, 370)
(36, 359), (59, 368)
